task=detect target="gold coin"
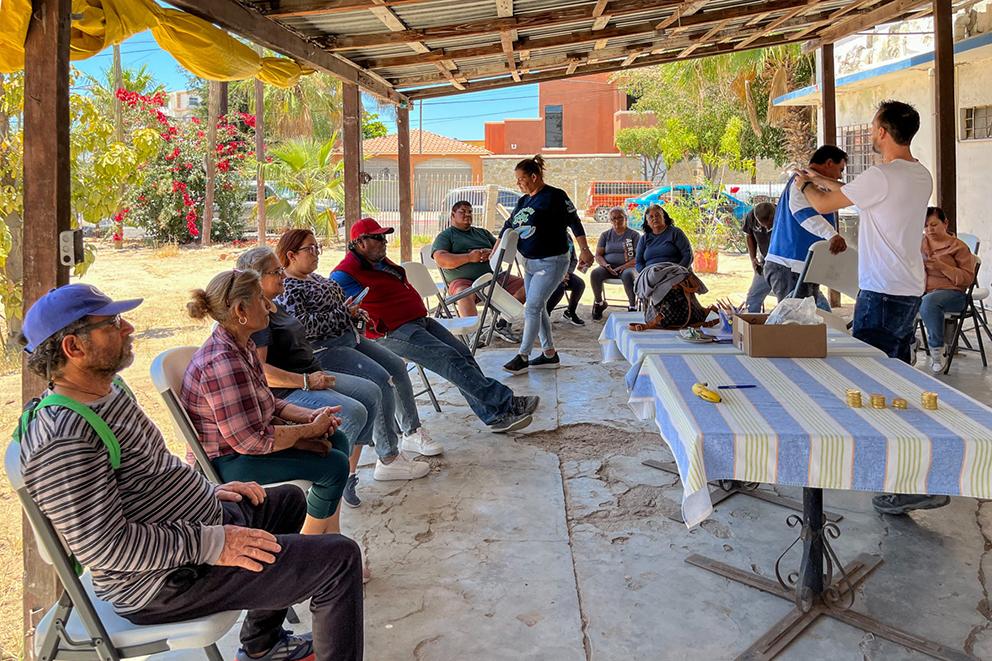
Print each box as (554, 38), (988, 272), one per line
(892, 398), (908, 410)
(869, 393), (886, 409)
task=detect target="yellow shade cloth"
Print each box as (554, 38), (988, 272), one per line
(0, 0), (311, 88)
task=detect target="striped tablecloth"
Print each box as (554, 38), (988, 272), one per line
(629, 353), (992, 527)
(598, 311), (884, 389)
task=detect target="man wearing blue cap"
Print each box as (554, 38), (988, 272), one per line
(16, 284), (364, 661)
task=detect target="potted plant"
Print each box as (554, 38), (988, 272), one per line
(665, 189), (730, 274)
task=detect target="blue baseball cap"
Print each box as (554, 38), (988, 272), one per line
(22, 284), (142, 353)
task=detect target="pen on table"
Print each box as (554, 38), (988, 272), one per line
(717, 384), (756, 390)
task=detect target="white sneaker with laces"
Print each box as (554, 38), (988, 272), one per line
(929, 346), (945, 374)
(373, 453), (430, 481)
(400, 427), (444, 456)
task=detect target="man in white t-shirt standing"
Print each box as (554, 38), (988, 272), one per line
(798, 100), (945, 516)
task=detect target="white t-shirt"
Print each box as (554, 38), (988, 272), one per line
(841, 160), (932, 297)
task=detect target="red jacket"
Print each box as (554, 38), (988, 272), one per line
(332, 251), (427, 339)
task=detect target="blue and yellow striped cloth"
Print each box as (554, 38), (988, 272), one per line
(599, 311), (883, 389)
(628, 353), (992, 527)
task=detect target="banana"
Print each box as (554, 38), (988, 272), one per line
(692, 382), (722, 403)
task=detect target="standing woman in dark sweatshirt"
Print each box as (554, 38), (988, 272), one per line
(635, 204), (693, 271)
(501, 155), (594, 373)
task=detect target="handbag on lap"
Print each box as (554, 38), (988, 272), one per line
(630, 264), (717, 331)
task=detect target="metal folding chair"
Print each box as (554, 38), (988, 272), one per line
(919, 257), (989, 374)
(5, 441), (239, 660)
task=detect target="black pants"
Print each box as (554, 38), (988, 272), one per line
(127, 485), (363, 660)
(546, 273), (586, 315)
(589, 266), (636, 307)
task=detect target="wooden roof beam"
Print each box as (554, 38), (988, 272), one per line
(496, 0), (514, 18)
(367, 0), (431, 54)
(736, 5), (809, 49)
(592, 0), (612, 30)
(811, 0), (929, 47)
(790, 0), (879, 41)
(433, 61), (466, 90)
(163, 0), (404, 103)
(500, 30), (521, 82)
(678, 18), (729, 57)
(262, 0), (437, 18)
(655, 0), (709, 30)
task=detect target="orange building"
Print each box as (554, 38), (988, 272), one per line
(485, 73), (648, 155)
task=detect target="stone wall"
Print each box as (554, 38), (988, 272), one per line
(481, 154), (642, 212)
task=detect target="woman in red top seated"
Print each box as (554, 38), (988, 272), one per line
(180, 268), (348, 535)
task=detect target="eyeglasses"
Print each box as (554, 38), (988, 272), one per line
(262, 267), (286, 277)
(362, 234), (387, 243)
(77, 314), (123, 333)
(297, 245), (321, 255)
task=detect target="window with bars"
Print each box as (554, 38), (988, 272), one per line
(544, 105), (563, 148)
(837, 124), (873, 183)
(962, 105), (992, 140)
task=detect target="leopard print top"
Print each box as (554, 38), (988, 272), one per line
(276, 273), (355, 342)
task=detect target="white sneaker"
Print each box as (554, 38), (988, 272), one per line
(400, 427), (444, 456)
(373, 453), (430, 481)
(929, 346), (945, 374)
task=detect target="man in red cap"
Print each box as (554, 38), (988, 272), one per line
(331, 218), (538, 433)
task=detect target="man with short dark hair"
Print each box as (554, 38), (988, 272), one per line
(16, 284), (364, 661)
(332, 217), (539, 434)
(799, 100), (939, 516)
(741, 201), (775, 312)
(431, 201), (525, 333)
(764, 145), (849, 311)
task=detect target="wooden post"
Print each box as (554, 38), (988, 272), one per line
(255, 49), (267, 245)
(203, 81), (221, 246)
(819, 43), (842, 308)
(219, 81), (229, 118)
(397, 103), (413, 262)
(112, 44), (124, 249)
(22, 0), (72, 654)
(342, 82), (362, 240)
(933, 0), (957, 232)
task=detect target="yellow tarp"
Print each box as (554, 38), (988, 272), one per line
(0, 0), (311, 88)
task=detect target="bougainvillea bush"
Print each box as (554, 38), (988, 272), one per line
(118, 89), (254, 244)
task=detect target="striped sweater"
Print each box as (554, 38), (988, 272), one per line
(19, 383), (225, 613)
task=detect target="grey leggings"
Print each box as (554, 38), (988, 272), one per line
(590, 266), (636, 307)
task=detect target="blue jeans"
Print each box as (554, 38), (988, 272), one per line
(378, 317), (514, 425)
(764, 260), (831, 312)
(313, 331), (420, 461)
(853, 289), (922, 363)
(520, 254), (570, 355)
(920, 289), (967, 348)
(745, 269), (772, 313)
(282, 378), (373, 448)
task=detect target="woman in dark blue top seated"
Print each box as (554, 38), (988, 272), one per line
(635, 203), (693, 271)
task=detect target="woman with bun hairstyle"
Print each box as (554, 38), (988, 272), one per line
(500, 155), (594, 374)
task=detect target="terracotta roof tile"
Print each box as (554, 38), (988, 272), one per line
(362, 130), (490, 156)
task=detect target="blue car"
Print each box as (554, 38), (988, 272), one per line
(623, 184), (751, 230)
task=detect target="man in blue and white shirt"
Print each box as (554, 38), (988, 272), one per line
(764, 145), (849, 311)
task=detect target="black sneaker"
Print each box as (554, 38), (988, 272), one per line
(512, 395), (540, 416)
(529, 352), (560, 369)
(592, 302), (607, 321)
(872, 493), (950, 515)
(562, 310), (585, 326)
(493, 319), (520, 343)
(489, 410), (534, 433)
(503, 354), (529, 374)
(343, 473), (361, 508)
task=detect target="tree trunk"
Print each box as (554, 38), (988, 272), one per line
(203, 81), (220, 246)
(112, 44), (124, 249)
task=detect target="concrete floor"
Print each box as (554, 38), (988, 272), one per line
(196, 311), (992, 661)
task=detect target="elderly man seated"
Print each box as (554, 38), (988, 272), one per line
(332, 218), (539, 434)
(431, 200), (524, 341)
(16, 284), (363, 661)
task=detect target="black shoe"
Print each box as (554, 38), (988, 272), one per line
(343, 474), (361, 508)
(489, 410), (534, 433)
(592, 302), (607, 321)
(493, 319), (520, 343)
(872, 493), (950, 515)
(562, 310), (585, 326)
(627, 305), (638, 312)
(503, 354), (529, 374)
(512, 395), (540, 416)
(529, 352), (560, 369)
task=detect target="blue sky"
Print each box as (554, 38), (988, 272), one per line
(72, 36), (539, 141)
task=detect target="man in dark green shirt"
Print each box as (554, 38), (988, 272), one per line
(431, 201), (525, 318)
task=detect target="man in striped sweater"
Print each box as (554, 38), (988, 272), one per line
(17, 284), (363, 661)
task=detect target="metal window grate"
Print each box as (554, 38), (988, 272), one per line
(962, 105), (992, 140)
(837, 124), (873, 183)
(545, 104), (563, 148)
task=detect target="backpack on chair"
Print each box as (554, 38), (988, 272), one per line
(629, 264), (717, 332)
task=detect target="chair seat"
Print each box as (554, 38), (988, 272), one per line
(604, 278), (624, 285)
(435, 316), (481, 335)
(264, 479), (313, 493)
(973, 287), (989, 302)
(37, 574), (240, 656)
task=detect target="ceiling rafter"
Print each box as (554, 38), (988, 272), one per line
(366, 0), (432, 54)
(655, 0), (709, 30)
(677, 18), (730, 57)
(261, 0), (438, 18)
(812, 0), (929, 46)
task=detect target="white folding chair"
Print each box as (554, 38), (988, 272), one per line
(958, 232), (980, 254)
(793, 240), (861, 301)
(419, 244), (449, 295)
(5, 442), (239, 660)
(402, 262), (482, 341)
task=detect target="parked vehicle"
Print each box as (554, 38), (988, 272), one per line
(586, 180), (655, 222)
(242, 184), (278, 221)
(623, 184), (751, 230)
(438, 185), (521, 224)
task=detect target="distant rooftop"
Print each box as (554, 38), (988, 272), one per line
(363, 130), (491, 155)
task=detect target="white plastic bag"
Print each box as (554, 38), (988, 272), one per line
(766, 296), (822, 326)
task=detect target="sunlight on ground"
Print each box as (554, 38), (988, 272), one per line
(0, 237), (764, 658)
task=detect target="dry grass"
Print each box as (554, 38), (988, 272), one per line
(0, 238), (756, 658)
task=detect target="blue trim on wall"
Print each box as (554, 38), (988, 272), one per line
(774, 31), (992, 105)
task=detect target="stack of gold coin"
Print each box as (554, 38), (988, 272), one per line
(892, 398), (908, 410)
(845, 388), (863, 408)
(921, 391), (939, 410)
(869, 393), (886, 409)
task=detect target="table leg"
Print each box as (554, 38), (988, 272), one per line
(684, 488), (971, 660)
(641, 460), (843, 523)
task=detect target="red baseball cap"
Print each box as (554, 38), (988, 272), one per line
(350, 217), (395, 241)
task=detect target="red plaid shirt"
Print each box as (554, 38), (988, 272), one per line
(180, 325), (288, 459)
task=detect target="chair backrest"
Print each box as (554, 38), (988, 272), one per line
(149, 347), (222, 483)
(471, 273), (525, 320)
(420, 243), (438, 270)
(402, 261), (444, 299)
(490, 229), (519, 274)
(958, 232), (980, 254)
(815, 309), (850, 334)
(795, 240), (860, 300)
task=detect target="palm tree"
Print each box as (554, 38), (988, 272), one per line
(263, 136), (345, 241)
(232, 72), (344, 142)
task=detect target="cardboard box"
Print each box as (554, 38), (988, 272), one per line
(733, 313), (827, 358)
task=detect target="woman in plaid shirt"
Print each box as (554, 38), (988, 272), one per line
(181, 269), (351, 537)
